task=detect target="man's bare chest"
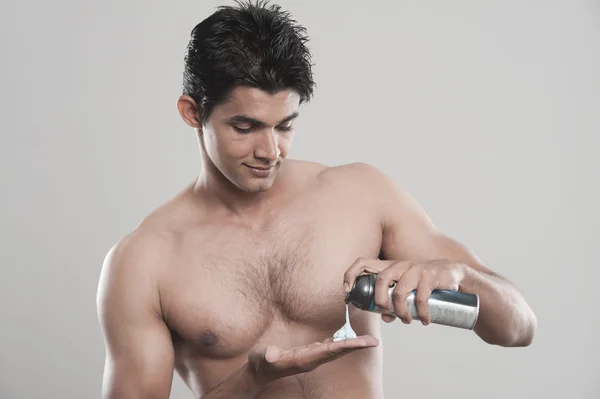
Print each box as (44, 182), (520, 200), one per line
(161, 204), (382, 358)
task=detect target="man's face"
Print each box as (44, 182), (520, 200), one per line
(201, 87), (300, 193)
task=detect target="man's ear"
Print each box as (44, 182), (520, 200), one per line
(177, 95), (202, 128)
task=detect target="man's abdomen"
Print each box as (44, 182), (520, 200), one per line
(255, 353), (384, 399)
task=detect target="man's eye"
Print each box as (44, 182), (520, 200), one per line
(277, 125), (293, 132)
(233, 126), (253, 133)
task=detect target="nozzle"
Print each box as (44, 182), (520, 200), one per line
(344, 274), (376, 310)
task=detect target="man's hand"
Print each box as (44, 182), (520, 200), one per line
(343, 258), (468, 326)
(247, 336), (379, 385)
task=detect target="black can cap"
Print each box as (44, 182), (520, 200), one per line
(345, 274), (376, 310)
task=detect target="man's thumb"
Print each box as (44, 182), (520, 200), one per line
(264, 345), (282, 363)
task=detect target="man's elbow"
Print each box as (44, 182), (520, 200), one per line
(513, 306), (538, 347)
(513, 312), (538, 347)
(500, 326), (536, 348)
(479, 312), (538, 348)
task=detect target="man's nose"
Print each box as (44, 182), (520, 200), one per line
(254, 130), (280, 162)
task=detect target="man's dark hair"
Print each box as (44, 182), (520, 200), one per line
(183, 0), (315, 123)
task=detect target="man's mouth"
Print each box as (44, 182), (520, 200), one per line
(244, 164), (275, 170)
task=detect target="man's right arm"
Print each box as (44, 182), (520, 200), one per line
(97, 234), (175, 399)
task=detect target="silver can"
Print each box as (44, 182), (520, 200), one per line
(345, 274), (480, 330)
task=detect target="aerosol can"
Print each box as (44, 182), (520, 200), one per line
(345, 274), (480, 330)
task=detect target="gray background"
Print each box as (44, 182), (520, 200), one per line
(1, 0), (598, 398)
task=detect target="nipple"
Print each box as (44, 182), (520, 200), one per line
(333, 304), (357, 342)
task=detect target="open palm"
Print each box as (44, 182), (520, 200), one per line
(247, 335), (379, 384)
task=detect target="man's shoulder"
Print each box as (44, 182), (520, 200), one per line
(101, 226), (175, 284)
(101, 181), (213, 271)
(316, 161), (391, 189)
(314, 162), (412, 219)
(287, 159), (385, 179)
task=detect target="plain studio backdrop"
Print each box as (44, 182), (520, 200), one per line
(1, 0), (599, 398)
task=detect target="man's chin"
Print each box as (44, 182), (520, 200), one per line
(232, 176), (276, 193)
(245, 180), (276, 193)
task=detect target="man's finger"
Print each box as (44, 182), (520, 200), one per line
(415, 277), (434, 325)
(326, 335), (379, 352)
(316, 342), (372, 365)
(332, 335), (380, 350)
(343, 258), (392, 293)
(392, 267), (420, 323)
(374, 268), (403, 313)
(300, 336), (378, 366)
(264, 345), (282, 363)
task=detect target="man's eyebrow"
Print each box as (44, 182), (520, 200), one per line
(227, 111), (300, 126)
(279, 111), (300, 124)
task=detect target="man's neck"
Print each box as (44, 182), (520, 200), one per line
(193, 161), (284, 223)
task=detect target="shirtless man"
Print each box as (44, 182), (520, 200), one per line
(96, 2), (537, 398)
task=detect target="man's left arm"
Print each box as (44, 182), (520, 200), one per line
(343, 163), (537, 347)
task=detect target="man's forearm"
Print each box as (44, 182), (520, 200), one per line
(460, 266), (537, 347)
(201, 363), (269, 399)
